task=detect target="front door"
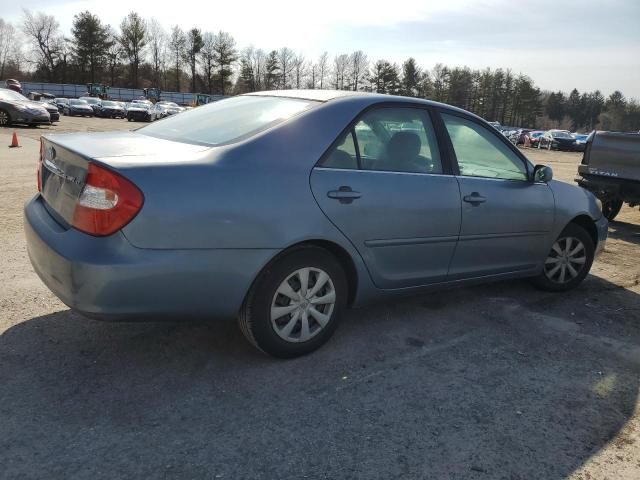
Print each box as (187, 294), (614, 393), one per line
(439, 112), (555, 279)
(310, 106), (461, 289)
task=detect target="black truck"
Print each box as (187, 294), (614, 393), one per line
(576, 131), (640, 221)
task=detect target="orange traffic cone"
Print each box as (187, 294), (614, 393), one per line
(9, 131), (20, 148)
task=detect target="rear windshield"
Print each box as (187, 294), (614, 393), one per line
(139, 95), (319, 146)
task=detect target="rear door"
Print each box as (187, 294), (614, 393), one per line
(310, 106), (461, 289)
(438, 111), (555, 279)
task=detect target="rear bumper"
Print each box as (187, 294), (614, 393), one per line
(24, 195), (278, 320)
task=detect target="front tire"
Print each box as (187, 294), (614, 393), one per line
(239, 246), (348, 358)
(533, 224), (595, 292)
(0, 109), (12, 127)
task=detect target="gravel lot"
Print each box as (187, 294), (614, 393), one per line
(1, 116), (639, 479)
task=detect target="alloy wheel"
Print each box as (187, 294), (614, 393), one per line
(544, 236), (587, 284)
(0, 111), (8, 126)
(270, 267), (336, 343)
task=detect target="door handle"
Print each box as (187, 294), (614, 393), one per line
(463, 192), (487, 205)
(327, 186), (361, 204)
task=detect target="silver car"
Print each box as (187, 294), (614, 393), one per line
(24, 90), (607, 357)
(0, 88), (51, 127)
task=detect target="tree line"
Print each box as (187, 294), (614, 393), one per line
(1, 11), (638, 132)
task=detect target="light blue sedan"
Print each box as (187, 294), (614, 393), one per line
(25, 90), (607, 357)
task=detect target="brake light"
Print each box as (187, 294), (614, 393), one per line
(72, 163), (144, 236)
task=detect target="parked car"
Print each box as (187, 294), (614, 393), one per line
(0, 87), (51, 126)
(79, 96), (102, 114)
(528, 131), (544, 147)
(127, 102), (157, 122)
(38, 100), (60, 122)
(63, 99), (95, 117)
(4, 79), (22, 94)
(572, 133), (589, 152)
(96, 100), (126, 118)
(54, 98), (69, 112)
(538, 130), (578, 151)
(25, 90), (607, 358)
(517, 128), (535, 145)
(576, 130), (640, 221)
(155, 101), (184, 117)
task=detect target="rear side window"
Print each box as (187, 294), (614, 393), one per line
(322, 131), (358, 169)
(442, 113), (528, 181)
(140, 95), (318, 146)
(320, 107), (442, 174)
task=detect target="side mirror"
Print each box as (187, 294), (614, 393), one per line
(534, 164), (553, 183)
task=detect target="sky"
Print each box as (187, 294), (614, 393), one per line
(4, 0), (640, 98)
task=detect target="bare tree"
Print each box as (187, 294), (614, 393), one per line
(21, 9), (61, 81)
(168, 25), (185, 91)
(349, 51), (368, 91)
(250, 48), (266, 91)
(199, 31), (216, 93)
(317, 51), (328, 89)
(106, 29), (123, 86)
(0, 20), (17, 79)
(332, 54), (349, 90)
(237, 46), (266, 92)
(292, 53), (306, 89)
(147, 18), (167, 87)
(277, 47), (294, 89)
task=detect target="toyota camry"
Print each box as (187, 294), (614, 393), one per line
(25, 90), (607, 357)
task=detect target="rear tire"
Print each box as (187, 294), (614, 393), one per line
(602, 198), (623, 222)
(533, 223), (595, 292)
(239, 246), (348, 358)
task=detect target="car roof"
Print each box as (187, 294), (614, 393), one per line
(244, 89), (478, 119)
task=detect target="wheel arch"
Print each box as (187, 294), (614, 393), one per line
(240, 239), (359, 314)
(567, 214), (599, 247)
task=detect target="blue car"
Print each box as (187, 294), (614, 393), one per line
(25, 90), (607, 357)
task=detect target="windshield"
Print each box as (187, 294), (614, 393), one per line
(55, 98), (68, 103)
(551, 131), (572, 139)
(70, 99), (88, 105)
(82, 98), (100, 104)
(139, 95), (319, 146)
(102, 101), (117, 106)
(0, 89), (29, 102)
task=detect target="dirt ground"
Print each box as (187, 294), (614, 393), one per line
(0, 117), (639, 479)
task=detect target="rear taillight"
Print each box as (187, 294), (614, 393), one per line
(72, 163), (144, 236)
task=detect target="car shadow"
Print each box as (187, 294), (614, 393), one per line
(608, 219), (640, 245)
(1, 275), (639, 478)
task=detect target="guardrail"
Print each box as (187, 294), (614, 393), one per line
(5, 81), (225, 105)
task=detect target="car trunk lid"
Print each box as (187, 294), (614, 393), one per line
(39, 132), (211, 228)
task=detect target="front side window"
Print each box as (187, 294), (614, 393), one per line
(442, 113), (528, 181)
